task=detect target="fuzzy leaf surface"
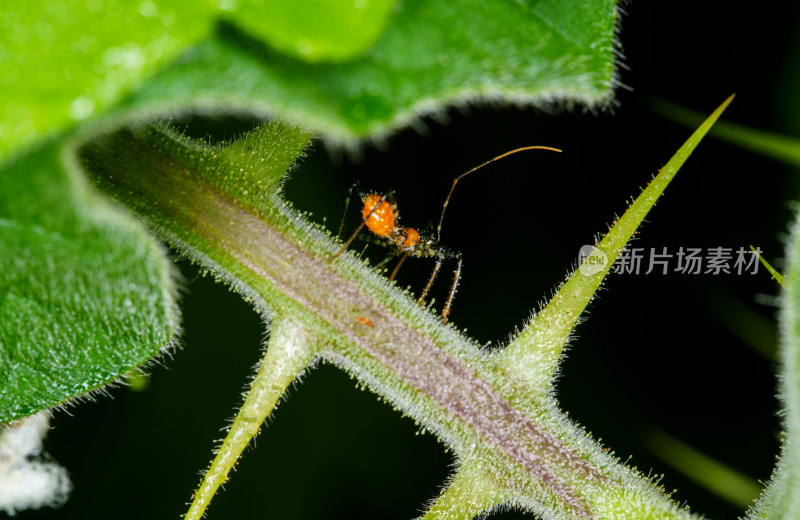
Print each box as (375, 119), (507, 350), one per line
(0, 138), (178, 422)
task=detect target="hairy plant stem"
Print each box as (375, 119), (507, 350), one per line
(86, 130), (612, 516)
(79, 98), (735, 517)
(185, 317), (317, 520)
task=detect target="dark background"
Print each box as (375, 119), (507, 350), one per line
(17, 2), (800, 519)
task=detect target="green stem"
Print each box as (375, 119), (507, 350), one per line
(186, 316), (317, 520)
(495, 94), (736, 395)
(751, 245), (785, 287)
(79, 107), (732, 519)
(746, 191), (800, 518)
(419, 463), (507, 520)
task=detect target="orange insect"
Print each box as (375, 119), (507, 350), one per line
(356, 316), (375, 327)
(333, 146), (561, 323)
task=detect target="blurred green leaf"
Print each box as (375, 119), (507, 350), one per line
(0, 1), (211, 161)
(642, 428), (761, 510)
(124, 0), (618, 143)
(224, 0), (397, 62)
(702, 286), (777, 360)
(2, 0), (616, 160)
(650, 97), (800, 166)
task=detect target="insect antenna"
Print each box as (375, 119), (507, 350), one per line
(435, 146), (562, 242)
(336, 184), (357, 240)
(430, 145), (560, 324)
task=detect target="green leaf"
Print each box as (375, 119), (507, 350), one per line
(701, 287), (777, 360)
(125, 0), (617, 143)
(2, 0), (616, 161)
(0, 1), (212, 161)
(641, 428), (760, 510)
(0, 137), (178, 423)
(223, 0), (398, 62)
(650, 97), (800, 167)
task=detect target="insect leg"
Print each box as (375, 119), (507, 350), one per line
(441, 256), (463, 324)
(417, 257), (443, 307)
(389, 252), (409, 281)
